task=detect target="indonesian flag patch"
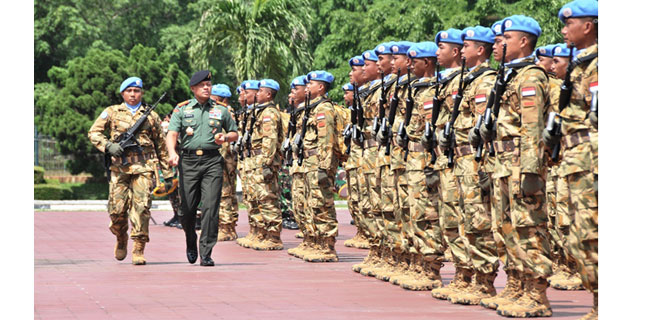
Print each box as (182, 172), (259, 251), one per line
(316, 113), (326, 121)
(589, 82), (598, 94)
(423, 101), (433, 110)
(521, 87), (536, 97)
(263, 116), (271, 122)
(452, 91), (458, 99)
(475, 94), (487, 104)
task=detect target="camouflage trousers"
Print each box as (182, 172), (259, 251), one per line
(379, 163), (401, 251)
(359, 146), (383, 247)
(242, 159), (262, 230)
(278, 166), (294, 220)
(345, 167), (364, 234)
(291, 172), (308, 235)
(249, 165), (282, 232)
(108, 171), (154, 242)
(169, 187), (182, 216)
(437, 167), (471, 269)
(219, 158), (239, 225)
(493, 174), (553, 278)
(406, 152), (444, 261)
(393, 167), (413, 254)
(564, 171), (598, 292)
(456, 168), (498, 274)
(304, 168), (338, 238)
(547, 169), (573, 267)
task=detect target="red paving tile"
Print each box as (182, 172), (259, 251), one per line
(35, 209), (592, 319)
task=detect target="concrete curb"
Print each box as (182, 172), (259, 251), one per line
(34, 200), (349, 211)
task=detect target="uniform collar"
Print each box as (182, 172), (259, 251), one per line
(505, 54), (535, 67)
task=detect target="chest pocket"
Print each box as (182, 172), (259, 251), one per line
(304, 116), (319, 145)
(183, 110), (200, 129)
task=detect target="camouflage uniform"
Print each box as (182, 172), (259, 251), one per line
(88, 103), (173, 244)
(217, 102), (239, 239)
(343, 101), (365, 247)
(558, 44), (598, 295)
(289, 105), (308, 238)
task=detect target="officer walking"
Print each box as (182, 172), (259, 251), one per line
(88, 76), (174, 265)
(166, 70), (239, 266)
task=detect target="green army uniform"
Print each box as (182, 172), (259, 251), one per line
(430, 66), (473, 300)
(446, 61), (500, 305)
(216, 101), (239, 241)
(300, 95), (340, 263)
(401, 76), (445, 291)
(248, 101), (284, 250)
(169, 97), (238, 262)
(88, 101), (173, 265)
(558, 43), (598, 306)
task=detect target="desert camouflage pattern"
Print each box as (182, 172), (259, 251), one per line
(107, 171), (155, 242)
(216, 102), (239, 225)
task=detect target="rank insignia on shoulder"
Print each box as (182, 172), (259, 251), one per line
(177, 100), (191, 108)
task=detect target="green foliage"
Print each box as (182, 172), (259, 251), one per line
(34, 181), (109, 200)
(34, 166), (46, 184)
(34, 184), (74, 200)
(34, 45), (190, 177)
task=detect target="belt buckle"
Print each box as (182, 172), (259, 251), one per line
(196, 149), (203, 156)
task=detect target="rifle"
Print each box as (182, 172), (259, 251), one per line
(443, 57), (466, 167)
(547, 44), (575, 162)
(398, 66), (414, 161)
(104, 92), (167, 180)
(237, 101), (249, 160)
(245, 96), (258, 157)
(282, 100), (296, 166)
(350, 82), (363, 148)
(294, 92), (311, 166)
(381, 68), (402, 156)
(482, 43), (507, 156)
(355, 82), (365, 147)
(373, 71), (387, 136)
(473, 114), (484, 161)
(425, 63), (443, 164)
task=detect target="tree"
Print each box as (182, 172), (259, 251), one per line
(35, 44), (191, 177)
(189, 0), (315, 101)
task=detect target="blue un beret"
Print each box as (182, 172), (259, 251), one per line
(502, 15), (542, 37)
(362, 49), (378, 62)
(390, 41), (416, 55)
(211, 84), (232, 97)
(349, 55), (365, 67)
(552, 44), (572, 58)
(435, 29), (464, 46)
(559, 0), (598, 24)
(375, 41), (396, 56)
(260, 79), (280, 91)
(290, 75), (307, 89)
(120, 76), (143, 93)
(462, 26), (495, 44)
(492, 19), (504, 36)
(535, 44), (557, 58)
(189, 70), (211, 87)
(342, 83), (354, 91)
(244, 80), (260, 90)
(307, 70), (335, 84)
(407, 42), (438, 59)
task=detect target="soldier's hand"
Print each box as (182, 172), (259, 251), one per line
(478, 171), (491, 192)
(521, 173), (544, 196)
(163, 178), (175, 191)
(438, 133), (451, 149)
(262, 166), (274, 182)
(106, 142), (124, 157)
(479, 123), (495, 142)
(420, 131), (437, 150)
(214, 133), (226, 145)
(291, 141), (300, 155)
(542, 129), (561, 147)
(376, 129), (386, 144)
(317, 169), (329, 186)
(589, 111), (598, 130)
(396, 134), (408, 149)
(168, 152), (179, 167)
(468, 128), (481, 148)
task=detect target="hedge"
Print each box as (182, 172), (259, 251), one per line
(34, 184), (73, 200)
(34, 166), (46, 184)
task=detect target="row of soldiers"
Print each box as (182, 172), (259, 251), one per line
(215, 0), (597, 318)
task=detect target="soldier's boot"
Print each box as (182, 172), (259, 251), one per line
(225, 223), (238, 241)
(218, 224), (234, 242)
(548, 261), (571, 288)
(480, 269), (524, 310)
(361, 246), (387, 277)
(131, 240), (146, 265)
(114, 233), (128, 261)
(344, 229), (363, 248)
(305, 236), (338, 262)
(302, 236), (324, 262)
(353, 245), (378, 273)
(443, 247), (453, 262)
(400, 254), (433, 291)
(497, 275), (553, 318)
(371, 248), (395, 280)
(236, 226), (256, 247)
(262, 230), (284, 251)
(391, 252), (418, 286)
(579, 292), (598, 320)
(295, 231), (304, 239)
(383, 251), (408, 282)
(554, 272), (586, 290)
(288, 235), (309, 258)
(249, 227), (266, 249)
(356, 233), (370, 249)
(431, 267), (472, 300)
(450, 271), (497, 305)
(447, 270), (478, 302)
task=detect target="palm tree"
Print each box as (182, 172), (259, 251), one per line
(189, 0), (313, 95)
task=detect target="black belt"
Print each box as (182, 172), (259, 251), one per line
(181, 149), (220, 156)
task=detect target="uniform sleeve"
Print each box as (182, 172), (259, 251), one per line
(168, 107), (182, 132)
(519, 70), (547, 175)
(261, 108), (280, 167)
(87, 107), (113, 152)
(316, 104), (336, 170)
(222, 107), (238, 133)
(150, 112), (173, 179)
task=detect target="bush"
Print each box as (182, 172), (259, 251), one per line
(34, 184), (73, 200)
(34, 166), (46, 184)
(69, 182), (109, 200)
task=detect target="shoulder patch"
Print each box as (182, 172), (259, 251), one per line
(100, 111), (108, 119)
(177, 100), (190, 107)
(521, 87), (536, 97)
(475, 94), (487, 104)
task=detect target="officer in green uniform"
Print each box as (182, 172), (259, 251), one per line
(166, 70), (239, 266)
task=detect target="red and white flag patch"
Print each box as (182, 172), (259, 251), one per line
(263, 116), (271, 122)
(589, 81), (598, 93)
(316, 113), (326, 120)
(475, 94), (487, 103)
(452, 90), (458, 99)
(521, 87), (536, 97)
(423, 101), (433, 110)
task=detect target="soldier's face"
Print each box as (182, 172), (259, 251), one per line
(238, 94), (245, 106)
(292, 86), (306, 103)
(349, 66), (363, 85)
(245, 89), (257, 104)
(562, 17), (593, 47)
(503, 31), (527, 62)
(191, 81), (212, 101)
(536, 56), (554, 74)
(377, 55), (393, 74)
(551, 56), (570, 79)
(344, 90), (354, 106)
(436, 43), (458, 68)
(256, 88), (273, 104)
(121, 87), (142, 106)
(392, 54), (409, 74)
(362, 61), (379, 81)
(493, 37), (504, 62)
(412, 58), (427, 78)
(461, 41), (481, 66)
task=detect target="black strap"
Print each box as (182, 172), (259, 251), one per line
(463, 67), (494, 86)
(362, 81), (382, 98)
(572, 53), (598, 67)
(383, 76), (397, 90)
(438, 69), (462, 87)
